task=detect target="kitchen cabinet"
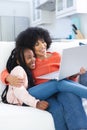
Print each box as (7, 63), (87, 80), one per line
(37, 0), (55, 11)
(31, 0), (54, 25)
(1, 16), (15, 41)
(0, 16), (29, 41)
(56, 0), (87, 18)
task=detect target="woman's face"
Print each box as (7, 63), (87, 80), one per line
(34, 39), (47, 58)
(24, 49), (36, 69)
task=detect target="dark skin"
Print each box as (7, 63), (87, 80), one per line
(36, 101), (49, 110)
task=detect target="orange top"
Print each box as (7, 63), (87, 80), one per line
(1, 69), (9, 85)
(32, 52), (61, 85)
(32, 51), (78, 85)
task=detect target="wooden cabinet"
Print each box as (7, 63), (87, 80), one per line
(56, 0), (87, 18)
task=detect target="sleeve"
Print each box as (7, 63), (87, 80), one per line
(13, 86), (39, 108)
(0, 69), (9, 85)
(9, 66), (39, 107)
(68, 74), (79, 82)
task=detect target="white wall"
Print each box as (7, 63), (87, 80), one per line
(0, 1), (30, 17)
(79, 14), (87, 38)
(39, 16), (72, 39)
(37, 13), (87, 39)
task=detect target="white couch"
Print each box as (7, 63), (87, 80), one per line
(0, 42), (55, 130)
(0, 40), (87, 130)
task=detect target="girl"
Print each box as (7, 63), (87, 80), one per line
(1, 47), (48, 110)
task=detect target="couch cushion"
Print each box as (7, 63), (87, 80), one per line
(0, 42), (15, 96)
(0, 102), (55, 130)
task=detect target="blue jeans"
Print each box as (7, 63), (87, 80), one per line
(46, 93), (87, 130)
(46, 95), (68, 130)
(57, 93), (87, 130)
(29, 79), (87, 99)
(79, 72), (87, 87)
(28, 79), (87, 130)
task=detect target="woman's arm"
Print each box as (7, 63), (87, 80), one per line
(1, 69), (24, 87)
(1, 69), (9, 84)
(68, 67), (87, 82)
(68, 74), (79, 81)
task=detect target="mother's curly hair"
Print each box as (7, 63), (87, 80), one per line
(16, 27), (52, 52)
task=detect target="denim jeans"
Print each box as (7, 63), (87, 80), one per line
(28, 79), (87, 130)
(79, 72), (87, 87)
(57, 92), (87, 130)
(46, 93), (87, 130)
(29, 79), (87, 99)
(46, 95), (68, 130)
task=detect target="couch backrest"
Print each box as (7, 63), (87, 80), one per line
(48, 41), (78, 53)
(0, 42), (15, 97)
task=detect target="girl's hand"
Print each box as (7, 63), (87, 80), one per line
(6, 74), (24, 87)
(80, 67), (87, 75)
(36, 101), (49, 110)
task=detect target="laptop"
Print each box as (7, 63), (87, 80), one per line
(37, 45), (87, 81)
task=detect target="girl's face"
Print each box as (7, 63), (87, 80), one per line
(34, 39), (47, 59)
(24, 49), (36, 69)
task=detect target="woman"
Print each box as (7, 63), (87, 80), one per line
(18, 27), (87, 99)
(1, 28), (87, 130)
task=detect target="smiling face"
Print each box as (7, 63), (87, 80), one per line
(34, 39), (47, 59)
(24, 49), (36, 69)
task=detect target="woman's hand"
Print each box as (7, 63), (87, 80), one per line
(79, 67), (87, 75)
(6, 74), (24, 87)
(36, 101), (49, 110)
(68, 67), (87, 80)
